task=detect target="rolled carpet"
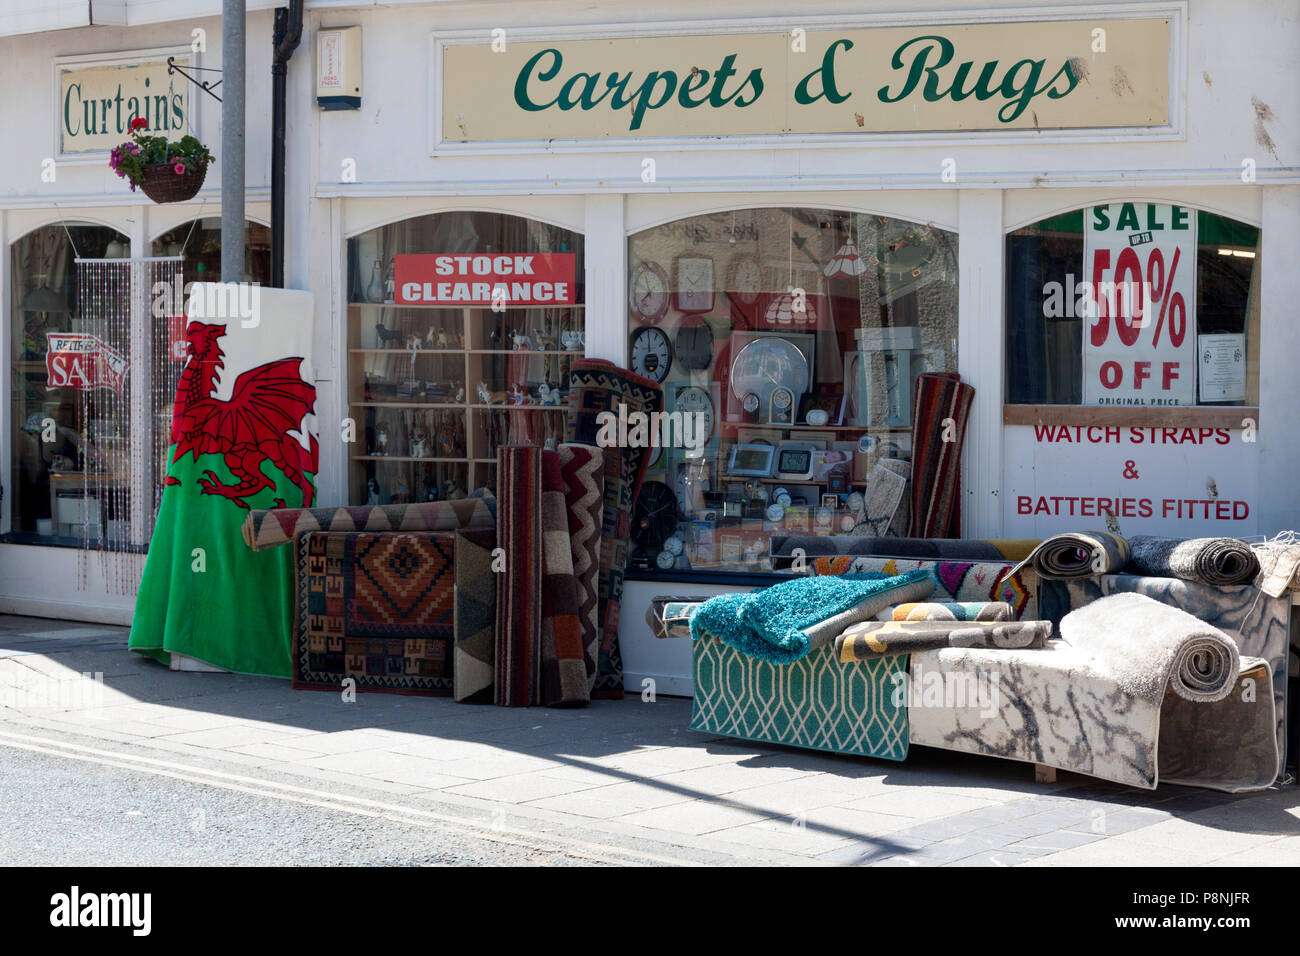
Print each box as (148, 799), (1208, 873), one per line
(1059, 592), (1239, 702)
(1127, 535), (1260, 588)
(835, 618), (1051, 661)
(539, 449), (589, 707)
(771, 535), (1041, 569)
(910, 372), (974, 538)
(646, 596), (703, 640)
(1010, 530), (1130, 579)
(495, 445), (543, 707)
(891, 601), (1013, 622)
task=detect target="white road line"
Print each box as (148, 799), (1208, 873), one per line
(0, 728), (695, 866)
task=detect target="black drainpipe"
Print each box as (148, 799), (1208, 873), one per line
(271, 0), (305, 289)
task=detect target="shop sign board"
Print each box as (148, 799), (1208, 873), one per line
(1002, 423), (1258, 538)
(437, 17), (1170, 144)
(45, 334), (129, 391)
(1082, 203), (1198, 407)
(57, 53), (192, 155)
(394, 253), (576, 306)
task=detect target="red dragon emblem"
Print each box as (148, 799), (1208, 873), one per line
(166, 322), (318, 510)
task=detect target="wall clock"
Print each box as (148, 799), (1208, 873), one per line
(741, 391), (760, 423)
(629, 261), (670, 323)
(674, 385), (715, 452)
(728, 254), (763, 306)
(728, 333), (813, 423)
(632, 480), (678, 550)
(629, 325), (673, 383)
(673, 322), (714, 372)
(674, 256), (715, 313)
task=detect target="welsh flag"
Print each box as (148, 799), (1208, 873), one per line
(129, 284), (318, 677)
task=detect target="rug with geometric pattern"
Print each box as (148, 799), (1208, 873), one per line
(292, 530), (456, 696)
(690, 634), (909, 761)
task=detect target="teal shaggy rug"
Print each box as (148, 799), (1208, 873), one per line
(688, 570), (935, 664)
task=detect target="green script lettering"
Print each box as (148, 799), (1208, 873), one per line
(795, 38), (853, 105)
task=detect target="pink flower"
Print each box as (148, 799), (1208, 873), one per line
(173, 161), (186, 175)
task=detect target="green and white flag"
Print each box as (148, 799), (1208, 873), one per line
(130, 284), (318, 676)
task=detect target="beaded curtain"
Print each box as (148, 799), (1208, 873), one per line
(74, 257), (184, 594)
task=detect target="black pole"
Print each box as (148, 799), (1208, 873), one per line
(271, 1), (304, 289)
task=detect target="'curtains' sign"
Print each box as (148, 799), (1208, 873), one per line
(58, 56), (192, 155)
(437, 18), (1170, 144)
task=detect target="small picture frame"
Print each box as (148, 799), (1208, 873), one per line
(820, 493), (841, 509)
(798, 392), (846, 426)
(727, 443), (776, 478)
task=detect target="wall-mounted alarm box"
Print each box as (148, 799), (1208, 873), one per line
(317, 26), (361, 110)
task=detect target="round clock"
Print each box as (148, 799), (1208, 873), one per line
(729, 255), (763, 306)
(629, 262), (669, 322)
(806, 408), (829, 427)
(730, 336), (811, 401)
(874, 218), (940, 284)
(773, 487), (793, 507)
(674, 386), (715, 451)
(741, 391), (760, 423)
(656, 550), (677, 570)
(632, 480), (678, 550)
(765, 503), (786, 523)
(674, 322), (714, 372)
(769, 386), (794, 424)
(629, 325), (673, 384)
(664, 533), (685, 556)
(839, 513), (857, 532)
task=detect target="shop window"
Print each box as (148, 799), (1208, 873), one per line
(626, 208), (958, 575)
(345, 211), (584, 505)
(1005, 206), (1260, 408)
(7, 224), (128, 544)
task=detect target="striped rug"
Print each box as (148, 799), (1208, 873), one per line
(540, 449), (589, 706)
(558, 443), (604, 694)
(909, 372), (974, 539)
(495, 445), (543, 706)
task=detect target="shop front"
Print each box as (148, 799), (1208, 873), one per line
(1, 2), (1296, 703)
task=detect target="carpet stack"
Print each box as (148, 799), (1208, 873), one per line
(565, 359), (663, 698)
(909, 371), (974, 539)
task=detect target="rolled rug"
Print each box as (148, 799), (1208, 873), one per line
(1059, 592), (1239, 703)
(1128, 535), (1260, 588)
(1010, 530), (1130, 579)
(891, 601), (1013, 622)
(835, 618), (1051, 662)
(646, 596), (703, 640)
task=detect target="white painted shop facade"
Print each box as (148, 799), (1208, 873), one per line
(0, 0), (1296, 696)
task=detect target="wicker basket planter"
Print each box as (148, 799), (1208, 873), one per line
(138, 161), (207, 204)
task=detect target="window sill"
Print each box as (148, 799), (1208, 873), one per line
(1003, 404), (1258, 429)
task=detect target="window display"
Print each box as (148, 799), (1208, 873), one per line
(346, 211), (584, 505)
(1005, 206), (1260, 407)
(627, 207), (958, 575)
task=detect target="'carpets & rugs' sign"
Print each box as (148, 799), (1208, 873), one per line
(437, 17), (1170, 144)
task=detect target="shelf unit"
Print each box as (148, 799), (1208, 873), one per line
(347, 302), (584, 504)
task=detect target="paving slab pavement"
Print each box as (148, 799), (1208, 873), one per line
(1, 613), (1297, 866)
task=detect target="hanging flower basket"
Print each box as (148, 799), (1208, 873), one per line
(138, 160), (208, 204)
(109, 117), (214, 205)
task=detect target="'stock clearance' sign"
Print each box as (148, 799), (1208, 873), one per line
(1083, 203), (1197, 406)
(394, 253), (576, 306)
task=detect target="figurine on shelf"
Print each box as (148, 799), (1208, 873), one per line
(534, 332), (557, 351)
(477, 380), (506, 405)
(425, 326), (438, 349)
(511, 331), (536, 351)
(537, 382), (561, 406)
(410, 427), (428, 458)
(561, 330), (583, 351)
(364, 478), (381, 505)
(508, 383), (534, 405)
(375, 421), (390, 456)
(422, 476), (439, 501)
(443, 478), (466, 501)
(437, 329), (450, 349)
(407, 334), (422, 351)
(374, 322), (403, 348)
(452, 386), (465, 403)
(391, 476), (410, 504)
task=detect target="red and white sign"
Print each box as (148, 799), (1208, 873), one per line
(1083, 203), (1197, 406)
(394, 253), (576, 306)
(45, 333), (129, 391)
